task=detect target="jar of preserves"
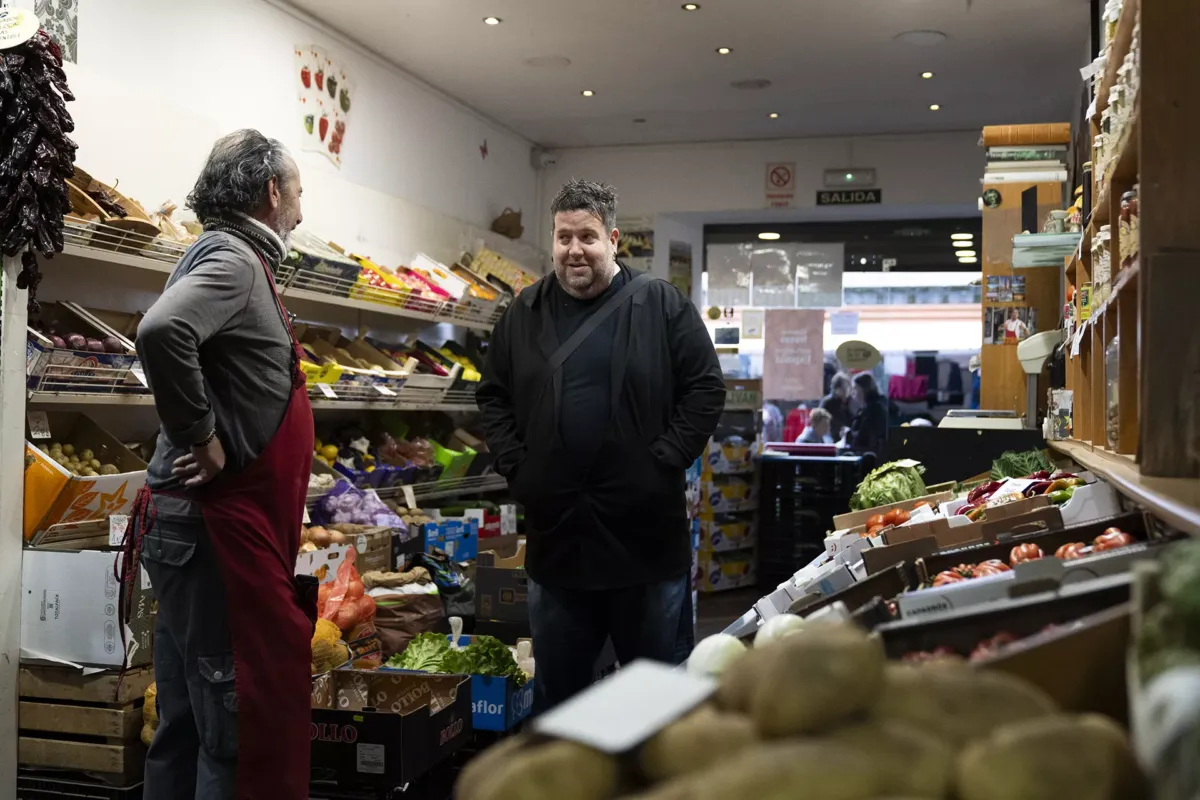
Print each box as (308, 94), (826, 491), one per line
(1106, 335), (1120, 450)
(1119, 192), (1135, 269)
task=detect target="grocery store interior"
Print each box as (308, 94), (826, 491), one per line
(1, 0), (1197, 798)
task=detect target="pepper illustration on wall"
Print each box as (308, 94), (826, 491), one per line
(293, 44), (354, 167)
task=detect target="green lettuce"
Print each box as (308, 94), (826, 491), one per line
(989, 449), (1055, 480)
(387, 632), (449, 672)
(849, 460), (927, 511)
(385, 633), (527, 685)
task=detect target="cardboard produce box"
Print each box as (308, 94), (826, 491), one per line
(25, 302), (140, 393)
(310, 669), (472, 788)
(23, 412), (148, 543)
(698, 516), (757, 553)
(476, 535), (527, 625)
(700, 476), (758, 515)
(698, 548), (756, 592)
(21, 548), (154, 669)
(833, 489), (956, 531)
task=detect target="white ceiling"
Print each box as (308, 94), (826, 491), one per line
(285, 0), (1091, 149)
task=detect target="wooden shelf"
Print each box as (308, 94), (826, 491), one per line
(1050, 440), (1200, 537)
(1093, 0), (1140, 121)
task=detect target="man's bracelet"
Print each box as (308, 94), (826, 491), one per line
(194, 429), (217, 448)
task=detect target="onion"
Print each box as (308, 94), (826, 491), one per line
(754, 613), (807, 647)
(686, 633), (747, 678)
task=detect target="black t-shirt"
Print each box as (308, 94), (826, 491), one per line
(549, 268), (628, 465)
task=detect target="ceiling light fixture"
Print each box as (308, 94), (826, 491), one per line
(483, 16), (502, 25)
(958, 256), (979, 264)
(716, 47), (732, 55)
(581, 89), (595, 97)
(860, 258), (868, 266)
(953, 241), (973, 249)
(956, 250), (978, 258)
(921, 71), (935, 79)
(768, 112), (779, 119)
(929, 104), (941, 111)
(758, 232), (781, 241)
(950, 233), (974, 240)
(682, 3), (700, 9)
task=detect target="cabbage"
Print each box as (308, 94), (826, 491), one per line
(849, 460), (927, 511)
(755, 613), (806, 646)
(686, 634), (747, 678)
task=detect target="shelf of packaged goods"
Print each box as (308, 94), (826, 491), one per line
(57, 218), (504, 332)
(1050, 440), (1200, 537)
(309, 474), (507, 508)
(1093, 0), (1139, 122)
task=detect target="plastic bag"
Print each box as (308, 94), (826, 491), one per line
(317, 547), (382, 668)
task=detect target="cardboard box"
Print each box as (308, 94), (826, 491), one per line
(833, 489), (956, 531)
(897, 542), (1166, 620)
(21, 549), (154, 669)
(884, 500), (1062, 548)
(310, 669), (471, 788)
(699, 516), (757, 553)
(723, 378), (763, 411)
(23, 413), (147, 543)
(392, 524), (426, 573)
(700, 476), (758, 515)
(347, 527), (394, 574)
(476, 536), (527, 624)
(791, 563), (911, 619)
(423, 517), (479, 561)
(1057, 479), (1122, 527)
(698, 549), (756, 592)
(25, 302), (140, 393)
(295, 543), (350, 585)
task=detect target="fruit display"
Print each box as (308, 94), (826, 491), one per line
(956, 471), (1085, 520)
(0, 30), (76, 313)
(902, 626), (1062, 665)
(456, 622), (1145, 800)
(32, 441), (119, 476)
(309, 471), (336, 493)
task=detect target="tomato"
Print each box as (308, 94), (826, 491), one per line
(933, 570), (967, 587)
(866, 514), (886, 529)
(885, 508), (911, 526)
(913, 501), (931, 510)
(863, 524), (886, 538)
(1009, 543), (1045, 567)
(1094, 530), (1135, 552)
(972, 563), (1007, 578)
(979, 559), (1011, 572)
(1055, 542), (1089, 560)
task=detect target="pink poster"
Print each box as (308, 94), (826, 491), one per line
(762, 309), (824, 401)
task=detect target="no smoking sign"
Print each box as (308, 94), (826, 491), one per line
(765, 161), (795, 208)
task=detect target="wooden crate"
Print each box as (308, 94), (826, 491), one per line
(18, 665), (153, 784)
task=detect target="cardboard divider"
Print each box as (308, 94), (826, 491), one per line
(833, 490), (955, 531)
(788, 563), (911, 618)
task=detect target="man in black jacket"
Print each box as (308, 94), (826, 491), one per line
(478, 179), (725, 711)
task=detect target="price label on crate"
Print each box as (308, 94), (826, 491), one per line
(401, 485), (417, 510)
(373, 384), (397, 397)
(109, 514), (129, 546)
(302, 506), (310, 524)
(130, 365), (149, 388)
(26, 411), (51, 440)
(317, 383), (338, 399)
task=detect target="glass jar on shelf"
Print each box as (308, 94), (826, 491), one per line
(1128, 185), (1139, 268)
(1119, 192), (1134, 269)
(1095, 225), (1113, 303)
(1106, 335), (1120, 450)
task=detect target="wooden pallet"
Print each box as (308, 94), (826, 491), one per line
(18, 664), (153, 784)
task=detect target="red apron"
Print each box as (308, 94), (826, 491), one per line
(121, 254), (315, 800)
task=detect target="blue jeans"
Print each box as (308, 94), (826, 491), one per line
(528, 575), (689, 714)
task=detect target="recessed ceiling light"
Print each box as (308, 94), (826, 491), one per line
(956, 250), (978, 258)
(860, 257), (868, 266)
(716, 47), (732, 55)
(950, 233), (974, 240)
(758, 232), (781, 241)
(768, 112), (779, 119)
(581, 89), (595, 97)
(682, 3), (700, 9)
(929, 104), (941, 111)
(921, 71), (935, 79)
(958, 256), (979, 264)
(953, 241), (973, 249)
(483, 16), (502, 25)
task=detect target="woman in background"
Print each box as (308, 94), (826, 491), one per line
(819, 372), (853, 440)
(845, 372), (888, 456)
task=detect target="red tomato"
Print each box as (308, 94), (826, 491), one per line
(891, 509), (912, 526)
(863, 524), (886, 538)
(866, 514), (886, 529)
(1055, 542), (1089, 560)
(1094, 530), (1135, 552)
(972, 563), (1008, 578)
(979, 559), (1012, 572)
(933, 570), (967, 587)
(1009, 543), (1045, 567)
(913, 501), (931, 510)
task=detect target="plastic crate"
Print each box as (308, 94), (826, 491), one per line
(17, 771), (142, 800)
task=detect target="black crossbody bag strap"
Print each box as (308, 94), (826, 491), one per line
(545, 273), (656, 377)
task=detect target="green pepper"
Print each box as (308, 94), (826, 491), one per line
(1048, 488), (1075, 505)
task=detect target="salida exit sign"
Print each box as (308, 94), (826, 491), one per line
(816, 188), (882, 206)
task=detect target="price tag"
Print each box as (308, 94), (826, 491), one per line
(373, 384), (397, 397)
(1071, 329), (1082, 358)
(302, 506), (311, 524)
(401, 485), (417, 510)
(130, 364), (149, 388)
(109, 515), (129, 546)
(27, 411), (51, 440)
(0, 9), (38, 50)
(317, 383), (337, 399)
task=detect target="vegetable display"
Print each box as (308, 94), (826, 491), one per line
(456, 622), (1143, 800)
(687, 633), (748, 677)
(386, 632), (528, 685)
(1137, 540), (1200, 682)
(849, 460), (927, 512)
(33, 441), (119, 476)
(0, 30), (77, 314)
(989, 449), (1055, 481)
(924, 529), (1139, 589)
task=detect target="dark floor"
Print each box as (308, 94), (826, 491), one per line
(695, 588), (759, 639)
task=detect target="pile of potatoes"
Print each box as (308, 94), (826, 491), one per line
(457, 623), (1145, 800)
(37, 442), (119, 476)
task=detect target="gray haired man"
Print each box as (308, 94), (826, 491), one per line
(477, 179), (725, 712)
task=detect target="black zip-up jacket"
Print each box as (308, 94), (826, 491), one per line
(477, 266), (725, 590)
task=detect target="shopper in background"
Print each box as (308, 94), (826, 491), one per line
(478, 179), (725, 713)
(820, 371), (853, 440)
(845, 372), (889, 458)
(123, 130), (313, 800)
(796, 407), (834, 444)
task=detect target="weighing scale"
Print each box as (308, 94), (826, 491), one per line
(1017, 330), (1065, 430)
(938, 409), (1025, 430)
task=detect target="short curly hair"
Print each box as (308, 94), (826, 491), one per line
(550, 179), (618, 231)
(187, 129), (291, 224)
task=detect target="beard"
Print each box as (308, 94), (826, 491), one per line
(556, 259), (617, 300)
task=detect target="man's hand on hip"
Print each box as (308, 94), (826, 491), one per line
(173, 436), (226, 488)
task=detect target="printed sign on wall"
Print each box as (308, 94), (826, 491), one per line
(762, 309), (824, 401)
(765, 162), (796, 208)
(294, 45), (354, 167)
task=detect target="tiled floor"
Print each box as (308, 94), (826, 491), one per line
(695, 588), (759, 639)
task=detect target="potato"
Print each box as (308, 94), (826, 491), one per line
(79, 448), (94, 461)
(328, 530), (347, 545)
(61, 444), (74, 456)
(98, 464), (119, 475)
(460, 740), (617, 800)
(89, 458), (101, 469)
(639, 705), (757, 782)
(745, 623), (885, 737)
(455, 733), (533, 800)
(873, 664), (1057, 749)
(957, 714), (1144, 800)
(311, 528), (332, 547)
(826, 720), (954, 798)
